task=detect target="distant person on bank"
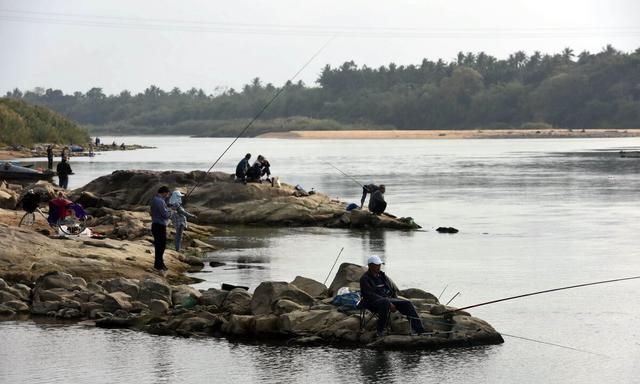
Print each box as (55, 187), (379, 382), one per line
(361, 184), (386, 214)
(359, 255), (425, 337)
(46, 145), (54, 170)
(169, 189), (196, 252)
(235, 153), (251, 182)
(150, 186), (171, 271)
(56, 157), (73, 189)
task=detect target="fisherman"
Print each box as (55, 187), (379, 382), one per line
(56, 156), (73, 189)
(359, 255), (425, 337)
(235, 153), (251, 182)
(120, 142), (125, 150)
(361, 184), (386, 214)
(46, 145), (54, 170)
(150, 186), (171, 271)
(168, 189), (197, 252)
(95, 137), (100, 146)
(246, 155), (273, 184)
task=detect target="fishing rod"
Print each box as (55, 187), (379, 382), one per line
(445, 291), (460, 306)
(445, 275), (640, 314)
(325, 162), (364, 188)
(323, 247), (344, 286)
(185, 36), (336, 198)
(500, 332), (609, 357)
(437, 284), (448, 301)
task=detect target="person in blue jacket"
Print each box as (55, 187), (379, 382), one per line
(150, 186), (171, 271)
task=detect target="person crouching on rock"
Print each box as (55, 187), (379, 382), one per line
(367, 184), (386, 215)
(150, 185), (171, 271)
(246, 155), (273, 185)
(235, 153), (251, 182)
(168, 189), (196, 252)
(359, 255), (425, 337)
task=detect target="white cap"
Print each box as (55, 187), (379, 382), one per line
(367, 255), (384, 265)
(174, 190), (185, 196)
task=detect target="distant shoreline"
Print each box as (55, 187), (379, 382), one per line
(258, 128), (640, 140)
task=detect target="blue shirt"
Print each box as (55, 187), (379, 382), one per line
(150, 194), (170, 226)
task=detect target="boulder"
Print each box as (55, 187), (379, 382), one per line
(0, 188), (18, 209)
(250, 282), (315, 316)
(103, 292), (133, 313)
(9, 284), (31, 301)
(36, 271), (76, 290)
(222, 314), (255, 335)
(272, 299), (305, 315)
(198, 288), (228, 308)
(0, 304), (16, 316)
(150, 299), (170, 315)
(100, 277), (140, 298)
(253, 315), (280, 335)
(278, 309), (347, 334)
(172, 285), (202, 308)
(290, 276), (328, 298)
(0, 290), (19, 303)
(0, 278), (7, 289)
(3, 300), (29, 313)
(327, 263), (366, 296)
(138, 280), (172, 306)
(399, 288), (439, 303)
(222, 288), (252, 315)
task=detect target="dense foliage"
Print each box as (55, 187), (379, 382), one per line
(6, 46), (640, 136)
(0, 98), (89, 146)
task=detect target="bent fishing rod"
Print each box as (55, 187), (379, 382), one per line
(185, 36), (336, 198)
(444, 275), (640, 314)
(325, 162), (364, 188)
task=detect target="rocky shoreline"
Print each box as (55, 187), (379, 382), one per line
(0, 266), (503, 350)
(0, 169), (504, 350)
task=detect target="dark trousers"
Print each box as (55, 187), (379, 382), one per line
(58, 175), (69, 189)
(47, 158), (53, 170)
(151, 223), (167, 269)
(366, 298), (425, 334)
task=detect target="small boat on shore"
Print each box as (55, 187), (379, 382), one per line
(619, 150), (640, 158)
(0, 162), (54, 181)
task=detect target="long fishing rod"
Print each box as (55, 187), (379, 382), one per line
(185, 36), (335, 198)
(323, 247), (344, 286)
(325, 162), (364, 188)
(445, 275), (640, 314)
(500, 332), (609, 357)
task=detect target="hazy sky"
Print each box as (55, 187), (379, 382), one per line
(1, 0), (638, 95)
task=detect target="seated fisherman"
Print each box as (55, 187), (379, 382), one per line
(368, 185), (386, 214)
(246, 155), (273, 184)
(359, 255), (425, 337)
(235, 153), (251, 182)
(361, 184), (384, 208)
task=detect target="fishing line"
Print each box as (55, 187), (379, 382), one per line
(185, 35), (335, 198)
(500, 332), (609, 357)
(445, 275), (640, 314)
(325, 162), (364, 188)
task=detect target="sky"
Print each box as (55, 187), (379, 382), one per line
(1, 0), (639, 95)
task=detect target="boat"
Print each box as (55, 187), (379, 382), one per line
(0, 162), (55, 181)
(619, 150), (640, 158)
(70, 144), (84, 152)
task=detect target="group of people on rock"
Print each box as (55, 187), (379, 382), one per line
(235, 153), (272, 185)
(149, 186), (196, 271)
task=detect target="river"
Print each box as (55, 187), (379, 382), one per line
(2, 136), (640, 383)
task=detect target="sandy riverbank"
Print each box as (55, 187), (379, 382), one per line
(259, 128), (640, 140)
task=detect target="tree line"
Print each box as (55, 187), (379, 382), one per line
(0, 98), (89, 146)
(5, 45), (640, 136)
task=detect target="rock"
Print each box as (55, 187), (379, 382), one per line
(149, 299), (170, 315)
(198, 288), (228, 308)
(80, 302), (104, 315)
(222, 288), (253, 315)
(9, 284), (31, 301)
(221, 314), (255, 335)
(75, 191), (103, 208)
(253, 315), (280, 335)
(86, 282), (107, 294)
(436, 227), (459, 234)
(209, 261), (226, 268)
(36, 271), (76, 290)
(0, 290), (19, 303)
(0, 188), (18, 209)
(100, 277), (140, 299)
(172, 285), (202, 308)
(250, 282), (315, 316)
(399, 288), (439, 303)
(272, 299), (304, 315)
(57, 308), (83, 319)
(71, 277), (87, 288)
(103, 292), (133, 313)
(138, 280), (172, 306)
(327, 263), (366, 296)
(31, 300), (61, 315)
(0, 278), (7, 289)
(278, 309), (347, 334)
(0, 304), (16, 316)
(290, 276), (328, 298)
(3, 300), (29, 313)
(176, 316), (212, 335)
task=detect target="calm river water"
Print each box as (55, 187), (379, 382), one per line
(2, 136), (640, 383)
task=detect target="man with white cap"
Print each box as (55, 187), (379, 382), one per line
(359, 255), (425, 337)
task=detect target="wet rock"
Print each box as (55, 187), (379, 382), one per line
(10, 284), (31, 301)
(100, 277), (140, 299)
(0, 278), (7, 289)
(86, 282), (107, 294)
(251, 282), (315, 316)
(327, 263), (366, 296)
(278, 309), (347, 334)
(176, 316), (213, 335)
(222, 288), (252, 315)
(0, 304), (16, 316)
(272, 299), (305, 315)
(31, 300), (61, 315)
(57, 308), (83, 319)
(208, 261), (226, 268)
(253, 315), (280, 335)
(436, 227), (459, 234)
(36, 271), (76, 290)
(0, 290), (19, 303)
(138, 280), (172, 306)
(222, 314), (255, 335)
(80, 302), (104, 315)
(290, 276), (328, 298)
(103, 292), (133, 313)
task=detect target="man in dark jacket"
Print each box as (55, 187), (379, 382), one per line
(359, 255), (425, 336)
(56, 157), (73, 189)
(46, 145), (54, 170)
(150, 185), (171, 271)
(235, 153), (251, 182)
(361, 184), (386, 213)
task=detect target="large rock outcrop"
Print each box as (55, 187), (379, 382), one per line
(75, 170), (420, 230)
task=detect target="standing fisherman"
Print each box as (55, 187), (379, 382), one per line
(56, 157), (73, 189)
(46, 145), (54, 170)
(169, 189), (196, 252)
